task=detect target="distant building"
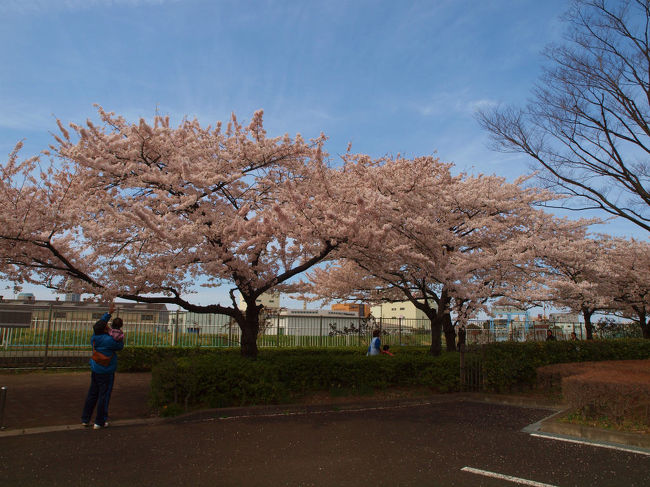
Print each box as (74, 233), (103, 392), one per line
(548, 312), (583, 334)
(238, 291), (281, 311)
(65, 293), (81, 303)
(549, 312), (580, 323)
(370, 300), (431, 322)
(269, 308), (361, 336)
(491, 306), (529, 320)
(331, 303), (371, 317)
(0, 297), (168, 327)
(167, 309), (231, 333)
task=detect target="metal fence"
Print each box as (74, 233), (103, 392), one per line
(0, 310), (610, 369)
(0, 314), (431, 358)
(462, 319), (588, 344)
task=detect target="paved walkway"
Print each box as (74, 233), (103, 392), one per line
(0, 371), (153, 430)
(1, 398), (649, 486)
(0, 370), (559, 433)
(1, 370), (648, 455)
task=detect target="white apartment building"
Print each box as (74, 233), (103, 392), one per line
(238, 291), (281, 311)
(548, 312), (583, 334)
(266, 309), (361, 337)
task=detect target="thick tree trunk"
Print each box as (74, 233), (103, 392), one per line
(582, 307), (594, 340)
(427, 311), (444, 356)
(638, 312), (649, 339)
(238, 307), (261, 359)
(443, 313), (456, 352)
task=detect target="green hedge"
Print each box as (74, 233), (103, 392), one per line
(118, 346), (234, 372)
(478, 339), (650, 392)
(149, 347), (459, 412)
(141, 339), (650, 413)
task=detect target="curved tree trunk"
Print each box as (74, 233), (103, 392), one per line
(427, 310), (443, 356)
(582, 307), (594, 340)
(238, 306), (261, 359)
(636, 310), (649, 339)
(443, 312), (456, 352)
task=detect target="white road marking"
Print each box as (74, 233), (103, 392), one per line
(530, 432), (650, 456)
(210, 402), (434, 421)
(461, 467), (558, 487)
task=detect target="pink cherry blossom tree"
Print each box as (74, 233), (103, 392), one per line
(543, 235), (614, 340)
(306, 155), (559, 355)
(603, 237), (650, 339)
(500, 217), (607, 340)
(0, 107), (365, 358)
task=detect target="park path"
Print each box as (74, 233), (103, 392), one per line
(1, 399), (649, 486)
(0, 371), (152, 430)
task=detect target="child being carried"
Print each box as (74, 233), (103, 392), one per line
(109, 317), (125, 342)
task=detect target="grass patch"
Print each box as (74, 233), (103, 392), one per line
(560, 410), (650, 435)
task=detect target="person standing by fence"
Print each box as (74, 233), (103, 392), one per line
(367, 329), (381, 356)
(81, 303), (124, 429)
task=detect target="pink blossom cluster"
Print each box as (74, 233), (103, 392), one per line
(1, 107), (648, 356)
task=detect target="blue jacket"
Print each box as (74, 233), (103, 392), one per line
(90, 313), (124, 373)
(367, 336), (381, 356)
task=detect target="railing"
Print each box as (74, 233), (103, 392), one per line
(462, 320), (588, 344)
(0, 315), (431, 352)
(0, 311), (624, 369)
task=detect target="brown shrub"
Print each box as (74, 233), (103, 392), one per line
(536, 362), (593, 392)
(555, 360), (650, 426)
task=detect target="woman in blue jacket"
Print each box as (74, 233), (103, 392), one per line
(367, 329), (381, 356)
(81, 303), (124, 429)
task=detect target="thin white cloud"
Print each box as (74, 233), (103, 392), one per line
(0, 0), (181, 14)
(415, 91), (498, 117)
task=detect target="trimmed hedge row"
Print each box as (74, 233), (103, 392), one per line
(137, 339), (650, 413)
(149, 348), (459, 412)
(477, 339), (650, 392)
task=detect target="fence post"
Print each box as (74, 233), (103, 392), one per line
(0, 386), (6, 430)
(379, 316), (383, 347)
(319, 316), (323, 347)
(398, 317), (402, 345)
(173, 308), (179, 346)
(276, 313), (280, 347)
(42, 304), (53, 370)
(358, 316), (361, 347)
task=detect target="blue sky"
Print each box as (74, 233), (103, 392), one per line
(0, 0), (641, 306)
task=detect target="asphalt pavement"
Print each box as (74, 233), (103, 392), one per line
(1, 372), (649, 486)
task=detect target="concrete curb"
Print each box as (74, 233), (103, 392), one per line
(0, 417), (165, 438)
(0, 395), (462, 437)
(459, 393), (650, 453)
(522, 409), (650, 455)
(166, 394), (464, 425)
(538, 413), (650, 449)
(459, 393), (563, 411)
